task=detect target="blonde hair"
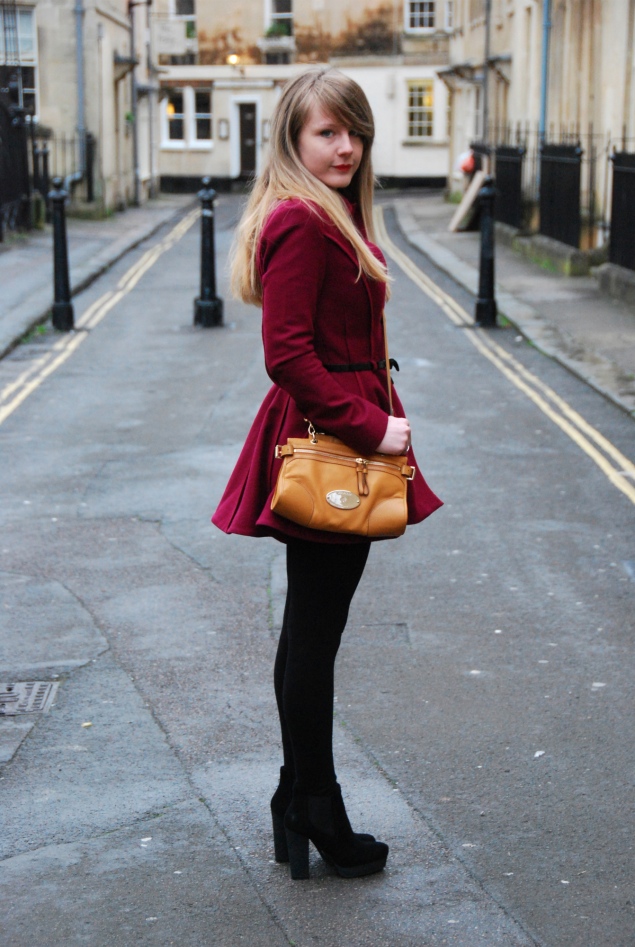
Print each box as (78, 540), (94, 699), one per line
(231, 67), (389, 305)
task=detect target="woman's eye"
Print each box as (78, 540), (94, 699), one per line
(350, 130), (360, 137)
(320, 129), (334, 137)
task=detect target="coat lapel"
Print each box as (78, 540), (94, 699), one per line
(323, 225), (377, 320)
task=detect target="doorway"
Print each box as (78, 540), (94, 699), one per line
(239, 103), (257, 177)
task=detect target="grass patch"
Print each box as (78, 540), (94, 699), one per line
(21, 322), (49, 344)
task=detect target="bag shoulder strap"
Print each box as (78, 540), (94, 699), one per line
(381, 310), (395, 417)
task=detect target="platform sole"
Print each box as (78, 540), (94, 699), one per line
(316, 847), (388, 878)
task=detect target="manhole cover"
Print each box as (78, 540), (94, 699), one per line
(0, 681), (59, 716)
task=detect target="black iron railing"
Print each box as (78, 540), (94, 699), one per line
(609, 152), (635, 272)
(0, 118), (98, 239)
(469, 122), (623, 249)
(539, 144), (582, 248)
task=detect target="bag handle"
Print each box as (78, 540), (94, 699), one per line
(381, 310), (395, 417)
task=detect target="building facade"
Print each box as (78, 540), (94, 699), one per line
(441, 0), (635, 231)
(1, 0), (160, 212)
(153, 1), (456, 187)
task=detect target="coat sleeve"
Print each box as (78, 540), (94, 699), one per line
(259, 202), (389, 456)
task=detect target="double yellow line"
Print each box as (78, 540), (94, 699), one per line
(0, 208), (199, 427)
(375, 206), (635, 507)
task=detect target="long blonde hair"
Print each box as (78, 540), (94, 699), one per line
(231, 67), (389, 305)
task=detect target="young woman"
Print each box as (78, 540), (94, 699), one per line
(213, 67), (442, 880)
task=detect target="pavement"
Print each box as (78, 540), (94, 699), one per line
(392, 192), (635, 416)
(0, 193), (196, 359)
(1, 193), (635, 946)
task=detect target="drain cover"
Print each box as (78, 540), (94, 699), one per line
(0, 681), (59, 716)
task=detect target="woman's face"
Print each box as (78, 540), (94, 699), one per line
(297, 103), (364, 190)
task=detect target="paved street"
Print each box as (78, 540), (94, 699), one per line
(1, 194), (634, 946)
(0, 193), (195, 359)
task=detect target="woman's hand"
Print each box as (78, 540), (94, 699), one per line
(376, 416), (411, 455)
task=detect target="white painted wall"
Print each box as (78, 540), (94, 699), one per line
(159, 64), (449, 182)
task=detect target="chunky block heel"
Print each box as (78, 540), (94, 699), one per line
(283, 782), (388, 880)
(270, 766), (375, 865)
(285, 828), (310, 880)
(271, 809), (288, 863)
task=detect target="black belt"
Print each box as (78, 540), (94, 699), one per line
(324, 358), (399, 373)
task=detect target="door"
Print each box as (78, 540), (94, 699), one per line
(239, 103), (257, 177)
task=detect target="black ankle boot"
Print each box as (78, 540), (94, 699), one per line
(270, 768), (376, 864)
(283, 782), (388, 880)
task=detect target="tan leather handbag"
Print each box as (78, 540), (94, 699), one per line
(270, 313), (415, 538)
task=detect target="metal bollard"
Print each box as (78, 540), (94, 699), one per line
(474, 175), (498, 328)
(48, 177), (74, 331)
(41, 146), (51, 222)
(194, 177), (224, 327)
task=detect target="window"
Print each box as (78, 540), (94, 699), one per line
(407, 1), (435, 30)
(17, 9), (35, 56)
(268, 0), (293, 36)
(194, 90), (212, 140)
(166, 90), (184, 140)
(1, 8), (37, 64)
(407, 80), (434, 138)
(162, 87), (213, 147)
(445, 1), (454, 29)
(0, 7), (38, 115)
(175, 0), (195, 15)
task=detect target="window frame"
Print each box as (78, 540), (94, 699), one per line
(404, 1), (436, 33)
(192, 88), (213, 145)
(17, 8), (37, 60)
(161, 85), (214, 151)
(165, 89), (185, 146)
(406, 79), (435, 140)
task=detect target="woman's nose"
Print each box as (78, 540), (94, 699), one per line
(337, 134), (354, 155)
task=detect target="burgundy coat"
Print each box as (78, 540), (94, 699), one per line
(212, 198), (442, 544)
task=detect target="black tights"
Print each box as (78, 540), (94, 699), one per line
(273, 538), (370, 794)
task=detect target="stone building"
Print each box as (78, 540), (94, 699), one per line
(1, 0), (160, 212)
(441, 0), (635, 232)
(153, 1), (456, 188)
